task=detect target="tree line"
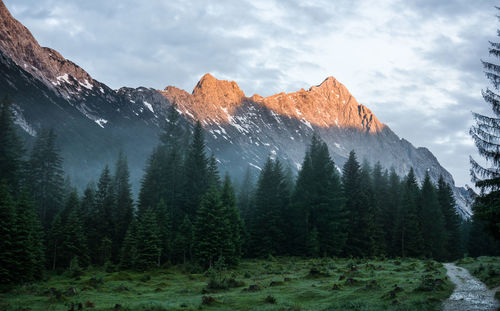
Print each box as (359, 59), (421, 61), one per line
(0, 97), (498, 287)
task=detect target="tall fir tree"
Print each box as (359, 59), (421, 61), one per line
(13, 190), (45, 281)
(28, 128), (65, 229)
(394, 168), (423, 257)
(173, 215), (193, 264)
(0, 96), (24, 194)
(194, 187), (226, 268)
(385, 168), (401, 256)
(183, 121), (209, 220)
(0, 183), (19, 284)
(59, 190), (89, 268)
(469, 11), (500, 240)
(371, 163), (389, 256)
(237, 166), (254, 222)
(419, 172), (446, 259)
(248, 158), (287, 257)
(120, 218), (138, 269)
(112, 151), (134, 263)
(135, 208), (161, 270)
(220, 174), (244, 265)
(156, 199), (171, 265)
(94, 165), (115, 265)
(291, 135), (346, 257)
(437, 175), (462, 260)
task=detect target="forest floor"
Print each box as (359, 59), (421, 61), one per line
(1, 257), (455, 311)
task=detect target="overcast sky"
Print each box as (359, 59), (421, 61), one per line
(5, 0), (499, 187)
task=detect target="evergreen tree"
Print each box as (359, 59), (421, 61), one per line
(385, 168), (401, 256)
(358, 160), (376, 256)
(173, 215), (193, 264)
(194, 187), (225, 268)
(13, 190), (45, 281)
(372, 163), (389, 256)
(156, 199), (171, 265)
(419, 172), (446, 259)
(135, 208), (161, 270)
(182, 121), (209, 220)
(437, 175), (462, 260)
(94, 165), (115, 265)
(394, 168), (423, 257)
(113, 151), (134, 263)
(469, 13), (500, 240)
(0, 183), (18, 284)
(248, 158), (286, 257)
(28, 128), (65, 228)
(120, 218), (138, 269)
(207, 154), (222, 190)
(0, 96), (24, 194)
(48, 214), (64, 270)
(291, 135), (346, 257)
(220, 174), (244, 265)
(237, 166), (254, 222)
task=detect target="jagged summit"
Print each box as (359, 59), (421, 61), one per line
(160, 73), (384, 133)
(0, 0), (98, 97)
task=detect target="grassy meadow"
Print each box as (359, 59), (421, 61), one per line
(0, 257), (454, 311)
(456, 256), (500, 289)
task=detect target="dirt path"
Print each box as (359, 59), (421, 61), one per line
(443, 263), (499, 311)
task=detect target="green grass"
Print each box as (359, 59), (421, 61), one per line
(0, 258), (453, 311)
(456, 256), (500, 288)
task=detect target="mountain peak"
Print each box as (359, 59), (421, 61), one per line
(0, 1), (95, 95)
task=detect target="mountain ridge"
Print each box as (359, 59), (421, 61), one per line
(0, 0), (474, 217)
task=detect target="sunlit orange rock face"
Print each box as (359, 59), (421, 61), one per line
(0, 0), (95, 89)
(160, 74), (384, 133)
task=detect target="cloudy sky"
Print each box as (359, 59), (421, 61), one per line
(5, 0), (498, 187)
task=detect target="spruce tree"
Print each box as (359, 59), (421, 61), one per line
(248, 158), (286, 257)
(385, 168), (401, 256)
(394, 169), (423, 257)
(419, 172), (446, 259)
(469, 13), (500, 240)
(220, 174), (244, 265)
(173, 215), (193, 264)
(182, 121), (209, 220)
(0, 183), (18, 284)
(59, 191), (89, 268)
(94, 165), (115, 265)
(28, 128), (65, 228)
(156, 199), (171, 265)
(120, 218), (138, 269)
(113, 151), (134, 263)
(13, 190), (45, 281)
(237, 166), (254, 222)
(437, 175), (462, 260)
(135, 208), (161, 270)
(0, 96), (24, 194)
(194, 187), (225, 268)
(371, 163), (389, 256)
(291, 135), (346, 257)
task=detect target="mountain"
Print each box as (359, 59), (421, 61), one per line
(0, 0), (473, 217)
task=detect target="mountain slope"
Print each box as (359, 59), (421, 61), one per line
(0, 0), (473, 217)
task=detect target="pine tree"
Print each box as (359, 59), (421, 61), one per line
(80, 182), (99, 264)
(13, 190), (45, 281)
(194, 187), (225, 268)
(94, 165), (115, 265)
(60, 191), (89, 268)
(138, 146), (167, 215)
(342, 151), (365, 256)
(0, 183), (18, 284)
(437, 175), (462, 260)
(248, 158), (286, 257)
(358, 160), (376, 256)
(419, 172), (446, 259)
(291, 135), (346, 257)
(48, 214), (64, 270)
(173, 215), (194, 264)
(182, 121), (209, 220)
(207, 154), (221, 190)
(135, 208), (161, 270)
(113, 151), (134, 263)
(237, 166), (254, 222)
(156, 199), (171, 265)
(394, 168), (423, 257)
(28, 128), (65, 229)
(220, 174), (244, 265)
(385, 168), (401, 256)
(0, 96), (24, 194)
(120, 218), (138, 269)
(469, 13), (500, 240)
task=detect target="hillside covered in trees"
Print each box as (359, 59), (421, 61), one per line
(1, 96), (499, 288)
